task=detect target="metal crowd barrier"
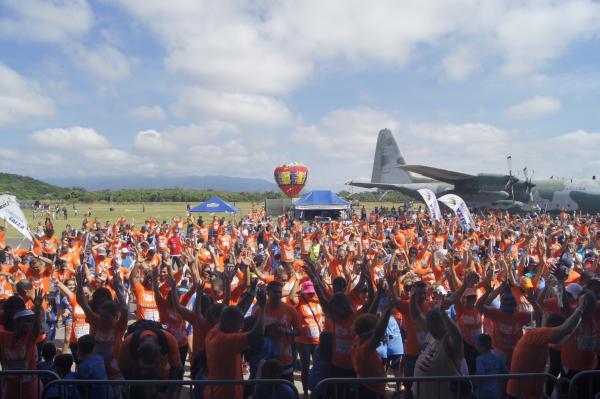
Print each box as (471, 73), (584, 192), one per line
(310, 373), (561, 399)
(0, 370), (60, 399)
(41, 378), (300, 399)
(567, 370), (600, 399)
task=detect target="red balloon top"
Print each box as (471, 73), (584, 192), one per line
(274, 163), (308, 198)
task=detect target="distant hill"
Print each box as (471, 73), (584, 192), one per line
(0, 173), (68, 199)
(45, 175), (279, 192)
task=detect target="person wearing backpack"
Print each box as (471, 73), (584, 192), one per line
(117, 318), (182, 398)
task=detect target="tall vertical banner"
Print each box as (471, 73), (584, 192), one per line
(0, 195), (32, 241)
(437, 194), (477, 231)
(417, 189), (442, 221)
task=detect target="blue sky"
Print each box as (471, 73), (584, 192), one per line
(1, 0), (599, 190)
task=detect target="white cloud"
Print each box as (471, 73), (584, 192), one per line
(115, 0), (600, 96)
(506, 96), (562, 120)
(163, 121), (238, 144)
(405, 122), (511, 166)
(29, 126), (111, 149)
(0, 0), (93, 43)
(83, 148), (138, 165)
(293, 106), (400, 159)
(69, 44), (132, 81)
(128, 105), (166, 121)
(442, 46), (480, 81)
(495, 1), (600, 75)
(133, 130), (177, 154)
(115, 0), (466, 94)
(0, 63), (55, 125)
(172, 88), (294, 127)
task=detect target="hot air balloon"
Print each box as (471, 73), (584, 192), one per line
(274, 162), (308, 198)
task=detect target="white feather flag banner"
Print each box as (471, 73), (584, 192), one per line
(437, 194), (476, 231)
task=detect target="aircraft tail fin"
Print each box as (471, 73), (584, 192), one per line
(371, 129), (412, 184)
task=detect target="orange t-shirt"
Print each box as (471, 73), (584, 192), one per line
(295, 296), (324, 345)
(132, 282), (159, 321)
(217, 234), (232, 253)
(0, 330), (38, 370)
(155, 291), (187, 347)
(397, 300), (434, 356)
(87, 311), (128, 379)
(351, 339), (386, 394)
(254, 302), (299, 366)
(40, 235), (59, 255)
(178, 307), (212, 359)
(455, 302), (482, 347)
(300, 237), (311, 255)
(280, 240), (296, 264)
(69, 297), (90, 343)
(326, 255), (344, 278)
(484, 308), (530, 360)
(204, 329), (249, 399)
(26, 268), (51, 293)
(325, 312), (360, 369)
(561, 303), (600, 371)
(0, 277), (14, 299)
(507, 327), (557, 398)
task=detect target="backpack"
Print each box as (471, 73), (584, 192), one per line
(125, 319), (170, 359)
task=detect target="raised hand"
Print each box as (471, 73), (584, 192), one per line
(256, 286), (267, 306)
(463, 271), (480, 287)
(33, 288), (44, 308)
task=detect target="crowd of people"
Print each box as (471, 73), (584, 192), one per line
(0, 204), (598, 399)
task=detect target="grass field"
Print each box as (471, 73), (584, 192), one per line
(4, 201), (404, 239)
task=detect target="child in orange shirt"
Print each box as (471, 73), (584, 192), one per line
(351, 302), (393, 398)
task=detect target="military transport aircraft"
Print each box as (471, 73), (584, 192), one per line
(347, 129), (600, 213)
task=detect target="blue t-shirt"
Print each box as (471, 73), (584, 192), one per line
(308, 348), (331, 392)
(475, 353), (508, 398)
(45, 372), (81, 399)
(76, 355), (113, 399)
(376, 316), (404, 358)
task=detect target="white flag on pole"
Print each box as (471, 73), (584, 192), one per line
(437, 194), (477, 231)
(0, 194), (32, 241)
(417, 189), (442, 221)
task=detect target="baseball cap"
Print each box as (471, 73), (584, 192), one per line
(464, 288), (477, 297)
(301, 281), (316, 294)
(97, 247), (107, 255)
(520, 276), (533, 289)
(435, 286), (448, 296)
(13, 309), (35, 320)
(565, 283), (583, 299)
(121, 248), (129, 254)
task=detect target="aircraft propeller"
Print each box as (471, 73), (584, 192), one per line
(523, 167), (536, 202)
(505, 156), (516, 203)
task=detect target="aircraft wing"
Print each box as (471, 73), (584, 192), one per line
(346, 181), (410, 191)
(399, 165), (474, 184)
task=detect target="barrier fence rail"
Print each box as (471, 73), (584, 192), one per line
(5, 370), (600, 399)
(310, 373), (563, 399)
(41, 378), (300, 399)
(0, 370), (61, 399)
(567, 370), (600, 399)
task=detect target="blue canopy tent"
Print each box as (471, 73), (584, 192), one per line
(189, 196), (240, 213)
(292, 190), (350, 220)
